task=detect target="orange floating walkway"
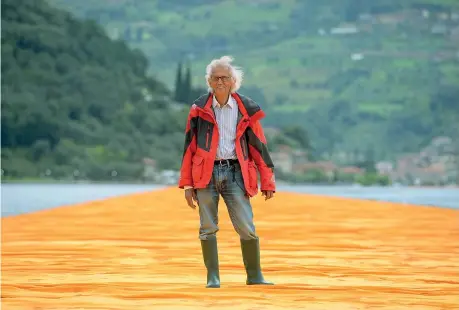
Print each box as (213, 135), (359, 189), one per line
(2, 187), (459, 309)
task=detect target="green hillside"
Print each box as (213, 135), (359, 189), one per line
(1, 0), (189, 180)
(36, 1), (459, 159)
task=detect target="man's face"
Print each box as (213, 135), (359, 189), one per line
(209, 66), (234, 95)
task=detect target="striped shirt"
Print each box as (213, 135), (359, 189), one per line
(184, 95), (239, 189)
(212, 95), (238, 160)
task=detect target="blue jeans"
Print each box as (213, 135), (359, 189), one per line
(196, 162), (257, 241)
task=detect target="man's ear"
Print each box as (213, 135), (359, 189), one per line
(230, 77), (236, 88)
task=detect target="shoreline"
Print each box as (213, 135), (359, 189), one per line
(2, 178), (458, 188)
(2, 183), (458, 218)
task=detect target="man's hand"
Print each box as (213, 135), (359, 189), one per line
(185, 188), (198, 209)
(261, 190), (274, 201)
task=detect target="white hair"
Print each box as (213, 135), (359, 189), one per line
(205, 55), (243, 93)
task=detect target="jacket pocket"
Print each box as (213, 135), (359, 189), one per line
(197, 120), (213, 151)
(191, 155), (204, 183)
(247, 161), (258, 190)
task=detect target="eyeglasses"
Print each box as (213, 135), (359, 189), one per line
(210, 75), (232, 82)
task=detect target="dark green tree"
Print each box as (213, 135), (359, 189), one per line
(174, 61), (183, 102)
(282, 125), (311, 150)
(183, 61), (192, 103)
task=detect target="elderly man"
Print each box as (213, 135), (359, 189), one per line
(178, 55), (275, 288)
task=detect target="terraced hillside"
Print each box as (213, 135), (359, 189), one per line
(47, 0), (459, 158)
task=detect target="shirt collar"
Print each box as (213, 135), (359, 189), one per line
(212, 95), (234, 109)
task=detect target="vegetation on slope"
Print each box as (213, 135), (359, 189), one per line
(48, 0), (459, 160)
(2, 0), (458, 182)
(1, 0), (315, 182)
(1, 0), (189, 181)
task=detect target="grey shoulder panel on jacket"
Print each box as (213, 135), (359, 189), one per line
(237, 93), (261, 117)
(192, 93), (211, 108)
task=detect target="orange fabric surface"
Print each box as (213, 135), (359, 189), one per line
(2, 187), (459, 310)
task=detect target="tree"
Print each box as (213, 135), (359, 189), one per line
(173, 60), (206, 104)
(282, 125), (311, 150)
(356, 147), (377, 173)
(183, 62), (192, 103)
(174, 61), (183, 102)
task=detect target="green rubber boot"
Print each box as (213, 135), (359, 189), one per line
(240, 238), (274, 285)
(200, 235), (220, 288)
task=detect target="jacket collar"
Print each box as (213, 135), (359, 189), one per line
(212, 94), (235, 109)
(193, 92), (265, 123)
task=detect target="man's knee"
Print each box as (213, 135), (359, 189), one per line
(199, 229), (219, 240)
(235, 223), (257, 240)
(199, 220), (219, 240)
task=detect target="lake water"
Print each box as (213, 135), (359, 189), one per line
(1, 183), (166, 217)
(279, 184), (459, 209)
(1, 183), (458, 217)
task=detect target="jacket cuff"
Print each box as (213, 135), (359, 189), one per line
(178, 178), (193, 189)
(260, 180), (276, 192)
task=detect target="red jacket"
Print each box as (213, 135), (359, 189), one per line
(178, 92), (275, 197)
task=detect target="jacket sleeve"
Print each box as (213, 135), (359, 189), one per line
(178, 105), (198, 188)
(246, 120), (276, 192)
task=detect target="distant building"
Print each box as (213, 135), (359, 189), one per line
(411, 164), (448, 186)
(294, 161), (336, 179)
(142, 157), (157, 182)
(339, 166), (365, 175)
(376, 161), (394, 176)
(351, 53), (364, 61)
(393, 136), (457, 185)
(271, 151), (293, 174)
(330, 26), (359, 35)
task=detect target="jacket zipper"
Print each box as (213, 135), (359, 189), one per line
(206, 125), (210, 149)
(242, 137), (247, 158)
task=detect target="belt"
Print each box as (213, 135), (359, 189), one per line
(214, 159), (238, 166)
